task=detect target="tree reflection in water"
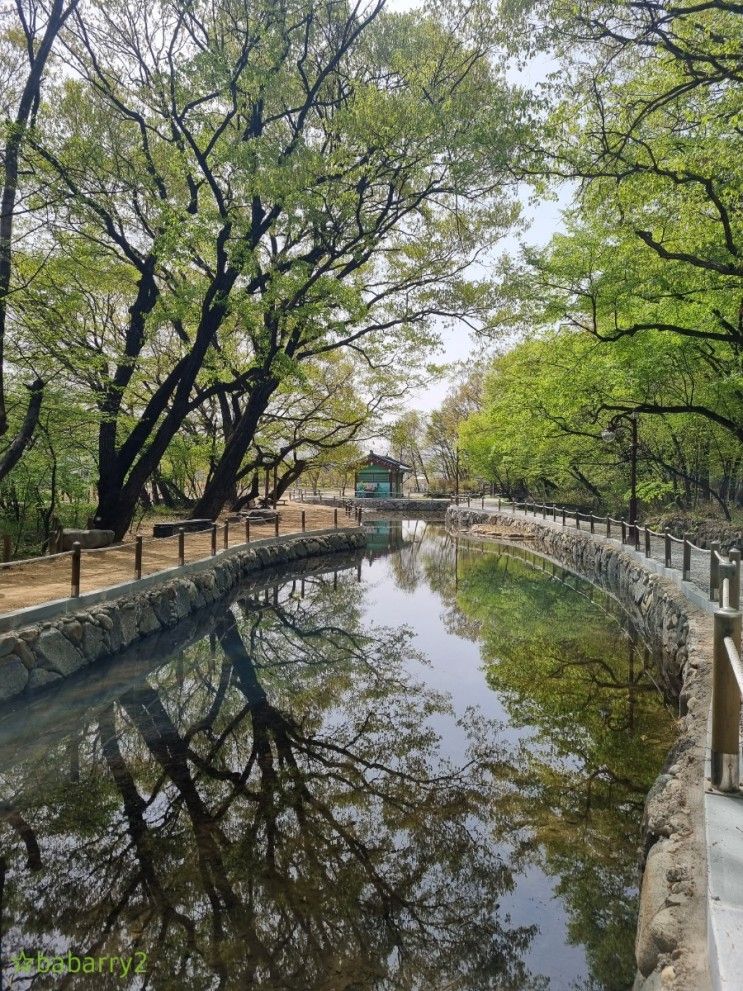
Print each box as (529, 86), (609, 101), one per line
(0, 570), (543, 991)
(406, 532), (677, 991)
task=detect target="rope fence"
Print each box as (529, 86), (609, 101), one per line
(0, 503), (362, 615)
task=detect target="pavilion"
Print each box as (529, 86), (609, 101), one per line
(354, 451), (412, 498)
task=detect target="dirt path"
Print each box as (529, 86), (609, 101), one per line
(0, 504), (353, 615)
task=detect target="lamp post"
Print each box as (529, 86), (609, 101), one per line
(602, 411), (639, 547)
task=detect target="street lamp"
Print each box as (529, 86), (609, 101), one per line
(602, 411), (639, 547)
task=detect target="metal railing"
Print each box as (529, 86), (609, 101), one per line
(0, 503), (362, 613)
(711, 547), (743, 792)
(474, 498), (722, 599)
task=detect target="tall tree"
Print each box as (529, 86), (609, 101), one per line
(0, 0), (79, 480)
(22, 0), (520, 537)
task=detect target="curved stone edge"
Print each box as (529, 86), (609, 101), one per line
(447, 506), (711, 991)
(0, 529), (366, 706)
(0, 546), (366, 768)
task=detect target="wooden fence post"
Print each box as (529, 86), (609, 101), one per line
(683, 534), (691, 581)
(301, 511), (306, 532)
(644, 526), (650, 558)
(710, 541), (720, 600)
(224, 521), (229, 550)
(665, 530), (673, 569)
(274, 515), (280, 538)
(562, 508), (566, 527)
(621, 520), (627, 543)
(71, 542), (81, 598)
(590, 513), (595, 533)
(730, 548), (741, 608)
(334, 508), (338, 528)
(606, 518), (611, 538)
(245, 519), (250, 543)
(575, 511), (580, 530)
(134, 535), (143, 579)
(178, 527), (185, 566)
(211, 524), (217, 556)
(711, 588), (742, 791)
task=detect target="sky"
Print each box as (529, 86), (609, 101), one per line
(383, 0), (568, 412)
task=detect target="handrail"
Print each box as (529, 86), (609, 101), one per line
(711, 548), (743, 792)
(488, 495), (731, 600)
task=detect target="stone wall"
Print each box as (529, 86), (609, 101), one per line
(447, 506), (712, 991)
(0, 529), (366, 706)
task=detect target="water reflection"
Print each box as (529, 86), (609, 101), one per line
(0, 568), (539, 990)
(379, 527), (676, 990)
(0, 525), (674, 990)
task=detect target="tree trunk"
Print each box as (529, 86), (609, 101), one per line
(231, 475), (260, 512)
(0, 0), (77, 471)
(191, 379), (278, 521)
(0, 380), (43, 483)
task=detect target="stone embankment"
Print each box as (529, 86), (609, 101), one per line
(0, 546), (366, 764)
(0, 528), (365, 705)
(447, 506), (712, 991)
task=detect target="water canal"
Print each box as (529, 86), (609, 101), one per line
(0, 520), (676, 990)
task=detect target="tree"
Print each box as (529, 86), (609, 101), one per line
(476, 0), (743, 510)
(18, 0), (521, 537)
(0, 0), (80, 481)
(459, 324), (743, 514)
(388, 411), (430, 491)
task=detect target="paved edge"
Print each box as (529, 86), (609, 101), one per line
(447, 505), (713, 991)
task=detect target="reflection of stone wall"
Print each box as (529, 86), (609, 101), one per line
(447, 506), (712, 991)
(0, 547), (366, 767)
(0, 529), (366, 706)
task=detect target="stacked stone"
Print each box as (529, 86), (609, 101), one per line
(0, 530), (366, 704)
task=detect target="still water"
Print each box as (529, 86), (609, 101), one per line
(0, 520), (675, 990)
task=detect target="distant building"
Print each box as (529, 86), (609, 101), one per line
(354, 451), (412, 498)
